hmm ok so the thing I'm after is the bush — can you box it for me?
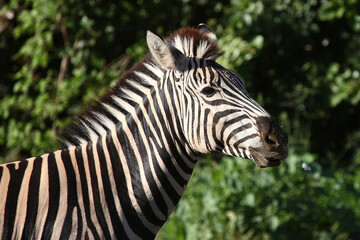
[158,150,360,239]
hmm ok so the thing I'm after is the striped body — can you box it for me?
[0,25,288,239]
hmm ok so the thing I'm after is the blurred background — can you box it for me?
[1,0,359,239]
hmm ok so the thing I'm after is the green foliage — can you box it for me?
[1,0,360,239]
[159,151,360,239]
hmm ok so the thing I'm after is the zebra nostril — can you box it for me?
[265,134,279,146]
[256,117,285,150]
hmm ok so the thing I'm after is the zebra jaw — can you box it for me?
[249,148,283,168]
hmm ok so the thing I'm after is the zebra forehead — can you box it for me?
[166,27,223,60]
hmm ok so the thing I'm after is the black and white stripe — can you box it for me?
[0,24,288,239]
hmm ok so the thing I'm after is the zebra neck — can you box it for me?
[57,57,200,237]
[81,66,199,237]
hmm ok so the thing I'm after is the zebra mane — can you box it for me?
[167,27,223,60]
[59,27,222,147]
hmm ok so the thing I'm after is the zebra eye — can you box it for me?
[201,86,217,97]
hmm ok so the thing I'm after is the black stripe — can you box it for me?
[211,112,225,151]
[228,146,237,156]
[203,108,213,152]
[208,63,217,85]
[143,95,163,147]
[96,136,127,239]
[202,98,241,107]
[225,123,253,147]
[184,94,191,144]
[60,149,83,240]
[199,58,205,69]
[75,146,100,239]
[192,59,198,81]
[86,142,112,239]
[107,125,155,239]
[115,123,163,226]
[195,94,202,145]
[41,152,60,240]
[3,160,28,239]
[124,82,147,98]
[220,115,249,146]
[218,68,247,91]
[187,58,193,70]
[136,104,170,218]
[234,134,258,148]
[22,156,42,238]
[221,84,264,114]
[85,231,89,240]
[147,134,181,206]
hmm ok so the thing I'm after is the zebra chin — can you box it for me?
[249,147,288,168]
[223,147,286,168]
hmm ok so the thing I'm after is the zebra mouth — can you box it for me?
[249,149,282,168]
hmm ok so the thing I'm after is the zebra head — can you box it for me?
[147,24,288,168]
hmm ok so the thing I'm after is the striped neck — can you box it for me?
[60,56,199,238]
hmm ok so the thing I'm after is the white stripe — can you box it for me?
[143,63,164,78]
[68,146,87,238]
[12,158,35,239]
[50,150,68,240]
[86,229,95,240]
[134,71,158,85]
[96,113,116,131]
[32,153,49,239]
[92,141,116,237]
[81,143,104,237]
[80,119,98,141]
[196,40,210,59]
[102,102,127,124]
[173,36,187,56]
[0,164,11,238]
[86,117,107,138]
[68,206,78,240]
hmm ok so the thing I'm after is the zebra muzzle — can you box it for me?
[249,148,283,168]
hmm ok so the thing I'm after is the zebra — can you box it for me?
[0,24,288,239]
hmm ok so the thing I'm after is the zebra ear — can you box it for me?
[146,31,187,72]
[197,23,218,44]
